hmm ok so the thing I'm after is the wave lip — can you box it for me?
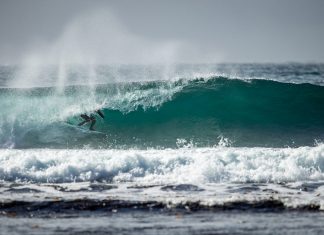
[0,144,324,184]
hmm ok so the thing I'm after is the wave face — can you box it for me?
[0,75,324,148]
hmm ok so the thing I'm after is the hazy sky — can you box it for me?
[0,0,324,64]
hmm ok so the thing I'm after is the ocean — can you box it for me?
[1,63,324,234]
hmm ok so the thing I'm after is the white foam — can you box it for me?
[0,144,323,184]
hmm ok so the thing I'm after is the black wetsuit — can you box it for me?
[78,110,104,130]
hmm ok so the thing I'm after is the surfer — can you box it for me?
[78,110,104,131]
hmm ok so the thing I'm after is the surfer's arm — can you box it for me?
[96,110,105,119]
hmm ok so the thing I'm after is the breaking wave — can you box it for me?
[0,77,323,148]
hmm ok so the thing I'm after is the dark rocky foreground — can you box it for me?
[0,197,320,218]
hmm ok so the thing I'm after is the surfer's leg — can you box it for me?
[79,114,91,126]
[89,119,96,131]
[80,114,90,121]
[78,120,88,126]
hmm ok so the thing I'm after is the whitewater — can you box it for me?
[1,145,324,184]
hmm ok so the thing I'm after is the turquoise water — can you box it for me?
[0,64,324,149]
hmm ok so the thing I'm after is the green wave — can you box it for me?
[1,77,324,148]
[67,78,324,148]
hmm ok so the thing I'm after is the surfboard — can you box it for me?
[64,122,105,135]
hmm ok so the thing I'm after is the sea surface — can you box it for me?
[0,63,324,234]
